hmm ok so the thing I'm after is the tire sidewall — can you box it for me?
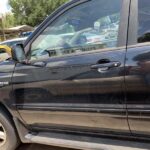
[0,109,19,150]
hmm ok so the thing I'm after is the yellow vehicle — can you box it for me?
[0,37,27,61]
[0,45,11,61]
[0,45,12,55]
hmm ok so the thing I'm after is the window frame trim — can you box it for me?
[127,0,138,46]
[117,0,130,47]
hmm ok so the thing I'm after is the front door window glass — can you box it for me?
[31,0,123,59]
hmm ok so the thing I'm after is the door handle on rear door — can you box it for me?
[91,61,121,72]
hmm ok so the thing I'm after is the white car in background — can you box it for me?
[0,37,27,47]
[0,37,27,61]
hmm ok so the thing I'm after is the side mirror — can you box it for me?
[11,44,26,62]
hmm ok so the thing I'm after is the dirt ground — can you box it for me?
[17,144,74,150]
[17,142,150,150]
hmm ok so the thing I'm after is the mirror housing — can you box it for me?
[11,44,26,62]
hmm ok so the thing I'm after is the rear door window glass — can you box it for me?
[138,0,150,43]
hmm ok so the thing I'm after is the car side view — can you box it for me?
[0,0,150,149]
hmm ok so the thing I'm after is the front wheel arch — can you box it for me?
[0,103,20,150]
[0,103,13,119]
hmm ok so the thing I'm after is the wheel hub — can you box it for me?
[0,123,6,146]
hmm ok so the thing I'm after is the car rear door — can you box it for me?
[13,0,130,134]
[126,0,150,136]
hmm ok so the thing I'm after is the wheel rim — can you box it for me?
[0,123,6,146]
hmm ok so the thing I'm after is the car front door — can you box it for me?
[126,0,150,136]
[13,0,130,134]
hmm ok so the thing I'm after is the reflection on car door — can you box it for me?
[13,48,129,133]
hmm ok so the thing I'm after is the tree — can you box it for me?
[9,0,68,27]
[3,13,17,28]
[0,13,17,41]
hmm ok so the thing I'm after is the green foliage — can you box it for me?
[9,0,68,27]
[3,13,17,28]
[0,13,16,29]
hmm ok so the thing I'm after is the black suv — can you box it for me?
[0,0,150,149]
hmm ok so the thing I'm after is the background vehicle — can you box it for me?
[0,37,27,47]
[0,37,27,61]
[0,0,150,150]
[0,45,11,61]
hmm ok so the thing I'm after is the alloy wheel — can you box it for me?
[0,123,6,146]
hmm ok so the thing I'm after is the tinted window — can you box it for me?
[31,0,123,59]
[138,0,150,43]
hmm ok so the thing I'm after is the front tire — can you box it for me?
[0,108,20,150]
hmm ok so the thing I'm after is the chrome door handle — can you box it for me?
[91,61,121,72]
